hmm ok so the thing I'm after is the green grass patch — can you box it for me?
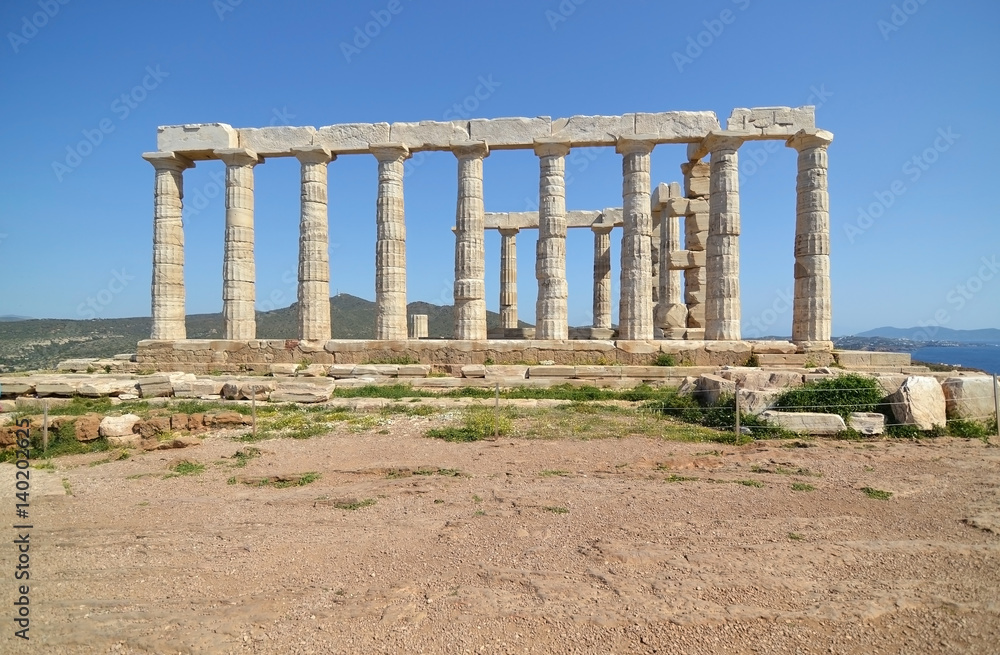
[332,498,375,511]
[229,447,262,468]
[426,406,514,442]
[788,532,804,541]
[275,472,320,488]
[771,374,883,419]
[861,486,892,500]
[89,450,130,466]
[664,474,699,483]
[168,461,205,476]
[791,482,815,492]
[544,506,569,514]
[734,479,764,488]
[539,469,571,477]
[651,353,676,367]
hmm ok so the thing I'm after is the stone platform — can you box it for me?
[132,339,850,374]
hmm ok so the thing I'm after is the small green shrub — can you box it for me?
[791,482,815,492]
[771,374,883,419]
[948,419,992,440]
[744,354,760,367]
[861,487,892,500]
[652,353,676,367]
[426,407,514,442]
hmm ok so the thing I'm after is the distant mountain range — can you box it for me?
[0,294,528,372]
[855,326,1000,344]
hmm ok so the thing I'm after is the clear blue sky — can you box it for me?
[1,0,997,337]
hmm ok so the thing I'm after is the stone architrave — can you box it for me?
[533,140,571,340]
[291,146,334,341]
[215,148,261,340]
[702,134,743,341]
[787,129,834,351]
[370,143,411,340]
[143,151,194,340]
[616,137,656,340]
[452,141,490,339]
[592,225,613,330]
[499,227,519,330]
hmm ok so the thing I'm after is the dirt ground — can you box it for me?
[2,404,999,654]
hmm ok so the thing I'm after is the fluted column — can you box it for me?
[533,140,571,340]
[787,129,834,351]
[592,226,613,330]
[703,134,743,341]
[453,141,490,340]
[616,137,656,340]
[371,143,411,340]
[143,151,194,340]
[657,186,687,340]
[292,146,334,341]
[499,227,519,331]
[215,148,260,340]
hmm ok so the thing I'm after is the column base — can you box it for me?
[487,327,536,339]
[569,327,616,340]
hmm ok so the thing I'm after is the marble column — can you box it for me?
[452,141,490,340]
[703,135,743,341]
[410,314,428,339]
[681,161,710,336]
[292,146,334,342]
[215,148,260,340]
[592,226,613,330]
[660,199,687,340]
[616,137,655,340]
[143,151,193,340]
[787,129,834,351]
[533,140,571,340]
[370,144,410,340]
[499,227,519,331]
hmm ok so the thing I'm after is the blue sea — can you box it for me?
[911,345,1000,375]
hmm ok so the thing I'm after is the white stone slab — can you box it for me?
[549,114,635,147]
[726,106,816,138]
[157,123,238,156]
[469,117,551,148]
[238,126,315,156]
[634,111,719,142]
[388,120,470,150]
[759,410,846,435]
[313,122,390,154]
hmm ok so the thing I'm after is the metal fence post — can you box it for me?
[734,381,741,438]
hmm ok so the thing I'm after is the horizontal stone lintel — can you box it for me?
[155,107,821,159]
[483,208,623,231]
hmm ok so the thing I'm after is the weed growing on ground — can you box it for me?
[791,482,815,492]
[167,461,204,477]
[861,487,892,500]
[544,506,569,514]
[332,498,375,510]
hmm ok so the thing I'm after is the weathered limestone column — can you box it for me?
[650,218,660,307]
[681,161,710,336]
[143,152,194,340]
[452,141,490,340]
[657,183,687,339]
[787,129,834,351]
[592,225,613,330]
[533,140,571,340]
[371,143,411,340]
[410,314,428,339]
[215,148,260,340]
[616,137,656,340]
[702,135,743,341]
[498,227,519,331]
[291,146,334,342]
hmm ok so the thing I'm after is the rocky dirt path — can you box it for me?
[2,413,998,654]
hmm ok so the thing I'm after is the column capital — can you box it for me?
[142,151,194,171]
[786,128,834,151]
[533,138,571,157]
[687,131,744,161]
[291,145,334,164]
[498,227,519,237]
[615,135,656,156]
[451,140,490,159]
[591,224,614,235]
[370,142,411,162]
[214,148,260,166]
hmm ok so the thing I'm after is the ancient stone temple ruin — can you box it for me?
[139,107,833,371]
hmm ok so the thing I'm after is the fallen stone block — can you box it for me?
[527,366,576,378]
[941,376,999,421]
[758,411,846,435]
[0,378,36,396]
[73,414,102,441]
[107,434,142,448]
[134,417,171,438]
[35,380,79,397]
[695,374,736,405]
[269,363,298,377]
[888,376,946,431]
[461,365,486,378]
[204,411,251,428]
[99,414,141,438]
[327,364,358,378]
[297,364,329,378]
[138,375,174,398]
[270,380,337,404]
[738,389,782,416]
[848,412,885,435]
[145,436,202,451]
[56,358,99,372]
[239,381,274,400]
[77,379,138,397]
[397,365,431,377]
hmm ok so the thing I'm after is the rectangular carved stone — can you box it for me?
[469,117,551,148]
[238,126,316,156]
[634,111,720,141]
[314,123,390,154]
[157,123,238,157]
[549,114,635,147]
[389,120,470,150]
[726,106,816,138]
